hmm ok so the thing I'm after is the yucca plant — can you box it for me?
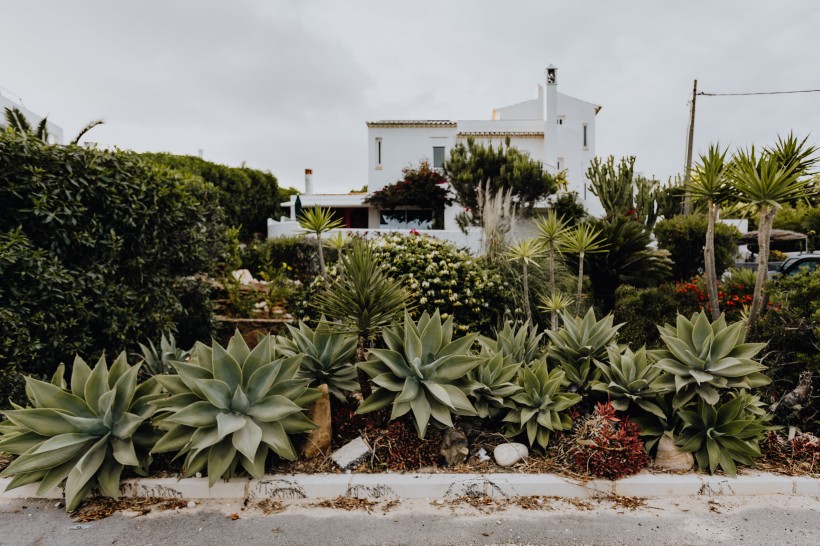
[591,346,670,418]
[533,210,571,330]
[545,308,622,392]
[298,207,344,287]
[506,238,545,323]
[561,222,607,316]
[650,312,770,409]
[137,332,190,378]
[468,353,522,419]
[0,354,162,511]
[356,310,482,438]
[502,360,581,448]
[538,292,574,325]
[276,320,358,402]
[151,332,320,486]
[677,394,774,476]
[477,320,543,364]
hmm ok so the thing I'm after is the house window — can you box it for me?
[379,209,434,230]
[556,157,564,170]
[376,138,382,168]
[582,124,588,149]
[433,146,445,168]
[557,116,565,125]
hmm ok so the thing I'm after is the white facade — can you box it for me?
[0,92,64,144]
[366,67,603,216]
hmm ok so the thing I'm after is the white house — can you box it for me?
[272,66,602,249]
[0,91,64,144]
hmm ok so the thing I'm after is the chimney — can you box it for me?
[544,65,558,173]
[304,168,314,195]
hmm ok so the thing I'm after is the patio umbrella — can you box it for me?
[740,229,808,253]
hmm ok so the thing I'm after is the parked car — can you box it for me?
[770,254,820,277]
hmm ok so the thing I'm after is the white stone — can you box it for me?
[654,435,693,471]
[231,269,255,285]
[493,443,529,467]
[331,437,372,470]
[187,501,196,508]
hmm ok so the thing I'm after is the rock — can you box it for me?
[231,269,256,285]
[440,428,469,466]
[493,442,528,467]
[302,384,332,459]
[476,448,490,462]
[331,437,371,470]
[187,501,196,508]
[654,434,694,471]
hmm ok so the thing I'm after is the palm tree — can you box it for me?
[533,210,570,329]
[507,238,545,324]
[561,223,607,316]
[314,238,411,399]
[324,231,350,275]
[298,207,344,287]
[729,134,817,331]
[3,106,104,144]
[687,144,731,320]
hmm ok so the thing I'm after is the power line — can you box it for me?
[698,88,820,97]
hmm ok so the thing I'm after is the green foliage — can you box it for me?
[677,395,773,476]
[567,218,672,312]
[545,309,622,392]
[773,201,820,252]
[613,284,681,348]
[0,133,222,383]
[0,354,162,511]
[137,332,190,379]
[356,311,482,438]
[502,360,581,448]
[142,153,282,240]
[478,321,544,364]
[654,214,740,280]
[468,353,523,419]
[298,207,344,285]
[276,321,359,402]
[241,235,324,288]
[364,161,453,229]
[587,156,659,226]
[650,312,770,410]
[443,137,559,219]
[370,233,511,335]
[3,107,50,142]
[551,191,587,226]
[591,346,669,417]
[151,332,320,486]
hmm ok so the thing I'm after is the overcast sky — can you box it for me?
[3,1,820,193]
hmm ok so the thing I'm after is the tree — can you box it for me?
[298,207,344,288]
[533,210,571,330]
[654,214,741,281]
[443,137,560,222]
[730,135,818,331]
[561,223,607,316]
[686,144,731,319]
[507,238,545,324]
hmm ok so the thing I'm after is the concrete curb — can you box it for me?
[1,472,817,501]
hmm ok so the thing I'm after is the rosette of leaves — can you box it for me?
[137,332,190,378]
[356,310,483,438]
[467,353,522,419]
[276,320,358,403]
[631,395,679,454]
[502,360,582,448]
[591,346,670,418]
[151,333,320,486]
[677,394,774,476]
[0,354,162,511]
[650,312,770,409]
[477,320,543,363]
[545,308,622,392]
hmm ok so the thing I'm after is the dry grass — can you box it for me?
[255,499,285,514]
[311,496,379,513]
[71,497,188,522]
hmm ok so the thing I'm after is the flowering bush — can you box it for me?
[674,275,754,320]
[364,161,453,229]
[371,233,512,334]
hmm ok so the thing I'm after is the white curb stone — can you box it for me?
[792,476,820,495]
[0,479,62,500]
[614,473,703,497]
[697,473,795,496]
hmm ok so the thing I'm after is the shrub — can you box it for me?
[674,275,754,321]
[364,160,453,229]
[613,284,681,348]
[0,134,222,397]
[654,213,740,280]
[568,401,649,479]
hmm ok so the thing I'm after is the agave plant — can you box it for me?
[151,332,320,486]
[468,353,522,419]
[631,395,679,454]
[591,346,670,418]
[276,320,359,402]
[137,332,190,378]
[545,308,622,392]
[477,320,543,364]
[677,394,774,476]
[356,310,482,438]
[650,312,770,409]
[502,360,581,448]
[0,354,162,511]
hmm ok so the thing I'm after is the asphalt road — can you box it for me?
[0,495,818,546]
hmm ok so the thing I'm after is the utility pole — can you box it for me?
[683,79,698,214]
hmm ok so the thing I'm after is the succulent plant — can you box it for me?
[650,312,770,409]
[677,394,774,476]
[631,395,679,455]
[137,332,190,378]
[276,320,358,402]
[478,320,543,364]
[356,310,482,438]
[468,353,522,419]
[545,308,622,392]
[591,346,670,418]
[502,360,582,448]
[151,332,320,486]
[0,354,162,511]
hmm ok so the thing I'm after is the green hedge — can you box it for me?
[653,213,740,280]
